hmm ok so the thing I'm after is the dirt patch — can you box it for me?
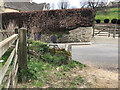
[76,66,118,88]
[17,65,118,88]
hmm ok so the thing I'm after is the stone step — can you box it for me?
[97,34,119,37]
[97,34,108,36]
[96,32,108,36]
[110,34,119,37]
[99,32,108,34]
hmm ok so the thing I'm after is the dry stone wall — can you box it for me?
[39,27,93,43]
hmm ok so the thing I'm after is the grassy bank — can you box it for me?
[18,40,90,88]
[0,39,90,88]
[20,57,89,88]
[95,8,119,23]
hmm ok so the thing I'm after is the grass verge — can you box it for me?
[17,39,89,88]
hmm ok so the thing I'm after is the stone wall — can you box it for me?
[38,27,93,43]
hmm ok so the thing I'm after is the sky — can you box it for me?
[33,0,81,9]
[33,0,116,9]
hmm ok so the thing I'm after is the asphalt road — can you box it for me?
[72,36,118,72]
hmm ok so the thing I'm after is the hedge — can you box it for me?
[2,8,94,33]
[117,19,120,24]
[96,19,101,24]
[104,19,109,23]
[111,19,117,24]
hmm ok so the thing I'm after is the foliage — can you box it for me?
[57,33,63,38]
[95,8,119,23]
[29,40,71,66]
[104,19,109,23]
[61,60,86,71]
[65,30,70,34]
[96,19,101,23]
[2,8,94,31]
[0,48,13,65]
[70,76,85,87]
[111,19,117,24]
[24,56,86,88]
[29,39,49,54]
[43,53,68,66]
[18,40,87,88]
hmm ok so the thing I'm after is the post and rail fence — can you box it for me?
[0,28,27,88]
[93,24,120,38]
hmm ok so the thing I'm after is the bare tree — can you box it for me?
[80,0,108,14]
[51,3,55,10]
[58,0,70,9]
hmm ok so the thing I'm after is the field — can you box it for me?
[95,8,119,23]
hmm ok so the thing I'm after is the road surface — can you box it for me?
[72,36,118,72]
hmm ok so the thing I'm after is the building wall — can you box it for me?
[3,8,19,12]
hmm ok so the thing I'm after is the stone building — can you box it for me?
[0,0,50,12]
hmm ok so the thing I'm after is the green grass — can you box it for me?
[23,57,87,88]
[0,48,13,66]
[70,76,85,87]
[95,8,119,23]
[1,40,89,88]
[29,39,71,66]
[20,40,88,88]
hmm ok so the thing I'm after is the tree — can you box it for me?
[80,0,108,14]
[51,3,55,10]
[58,0,70,9]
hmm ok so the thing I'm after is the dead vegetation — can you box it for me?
[2,8,94,33]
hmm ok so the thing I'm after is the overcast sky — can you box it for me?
[33,0,115,9]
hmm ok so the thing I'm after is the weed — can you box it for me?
[1,48,13,65]
[22,40,87,88]
[70,76,85,87]
[57,33,63,38]
[65,30,70,34]
[76,76,85,83]
[44,64,52,70]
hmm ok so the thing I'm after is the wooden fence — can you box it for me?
[93,24,120,38]
[0,30,15,41]
[0,28,27,88]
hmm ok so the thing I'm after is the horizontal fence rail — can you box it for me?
[0,34,18,58]
[0,34,19,88]
[94,24,120,38]
[0,30,15,33]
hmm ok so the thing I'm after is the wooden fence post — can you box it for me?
[108,27,110,37]
[118,25,120,38]
[113,24,116,38]
[18,28,27,83]
[15,28,18,34]
[68,44,72,62]
[92,25,95,37]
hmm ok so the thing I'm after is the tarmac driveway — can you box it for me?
[72,36,118,72]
